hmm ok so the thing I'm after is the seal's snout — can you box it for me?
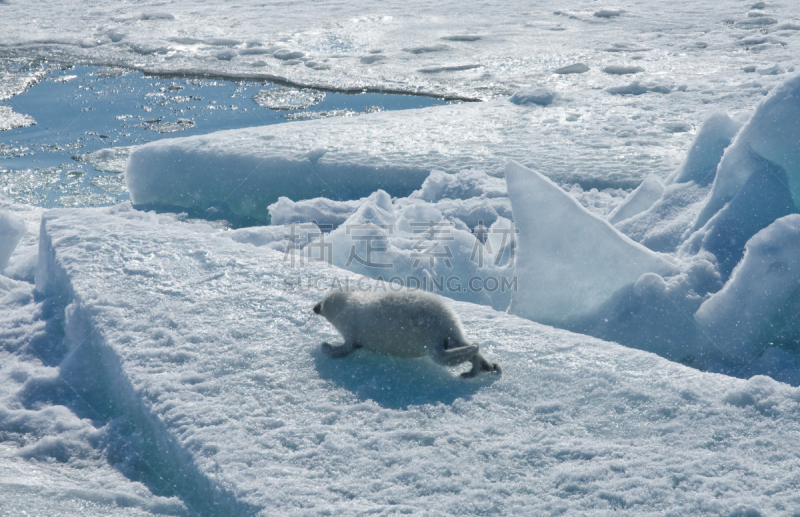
[312,301,322,315]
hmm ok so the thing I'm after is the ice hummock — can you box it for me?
[546,73,800,377]
[677,74,800,283]
[267,195,363,228]
[696,215,800,366]
[509,86,557,106]
[687,149,795,279]
[692,74,800,233]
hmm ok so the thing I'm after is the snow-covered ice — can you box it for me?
[2,204,795,515]
[2,0,798,104]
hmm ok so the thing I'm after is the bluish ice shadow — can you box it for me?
[132,201,264,228]
[311,344,498,410]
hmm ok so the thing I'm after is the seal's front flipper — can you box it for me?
[322,341,362,359]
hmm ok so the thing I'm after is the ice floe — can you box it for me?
[2,203,795,514]
[124,97,682,224]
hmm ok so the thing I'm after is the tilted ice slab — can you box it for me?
[693,73,800,233]
[606,175,664,225]
[0,209,27,271]
[126,98,685,223]
[668,111,742,187]
[35,204,800,515]
[506,162,677,326]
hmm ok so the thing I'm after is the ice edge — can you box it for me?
[35,213,261,517]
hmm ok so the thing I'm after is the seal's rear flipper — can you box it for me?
[461,352,501,378]
[430,343,479,366]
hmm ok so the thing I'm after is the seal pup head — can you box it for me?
[312,290,349,322]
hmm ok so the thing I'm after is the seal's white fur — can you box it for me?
[313,289,500,378]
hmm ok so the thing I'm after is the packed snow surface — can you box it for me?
[0,205,795,515]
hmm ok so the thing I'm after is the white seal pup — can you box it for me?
[313,289,501,378]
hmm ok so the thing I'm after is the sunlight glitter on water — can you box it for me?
[0,62,446,208]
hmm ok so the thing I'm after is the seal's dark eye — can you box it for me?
[313,302,322,314]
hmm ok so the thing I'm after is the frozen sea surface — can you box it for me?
[4,1,800,202]
[1,0,798,101]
